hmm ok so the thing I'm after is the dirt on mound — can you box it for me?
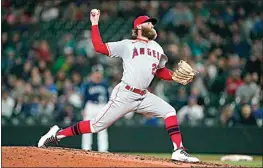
[2,146,233,167]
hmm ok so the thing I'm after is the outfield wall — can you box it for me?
[2,126,262,154]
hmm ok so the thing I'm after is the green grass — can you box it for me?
[216,161,261,167]
[125,153,262,167]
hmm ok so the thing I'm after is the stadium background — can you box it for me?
[1,0,262,166]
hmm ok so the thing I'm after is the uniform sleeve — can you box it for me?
[91,25,110,56]
[106,40,126,58]
[157,53,168,69]
[155,67,173,80]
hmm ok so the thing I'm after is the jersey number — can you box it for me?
[152,63,157,75]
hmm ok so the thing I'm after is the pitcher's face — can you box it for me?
[140,22,157,40]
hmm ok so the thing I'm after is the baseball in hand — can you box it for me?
[91,9,99,16]
[90,9,100,25]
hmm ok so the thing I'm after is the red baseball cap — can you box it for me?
[133,15,157,29]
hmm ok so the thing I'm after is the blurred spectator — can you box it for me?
[174,87,188,109]
[190,87,205,106]
[63,2,83,21]
[158,1,170,20]
[2,47,16,74]
[76,30,95,58]
[30,96,41,117]
[52,55,67,74]
[40,1,59,22]
[70,55,89,76]
[238,104,257,126]
[188,33,210,58]
[63,2,76,20]
[144,116,159,126]
[251,38,262,60]
[193,0,210,21]
[206,52,218,81]
[67,86,82,109]
[13,96,23,116]
[165,44,180,66]
[2,32,9,51]
[38,96,55,125]
[250,13,263,39]
[10,32,22,53]
[231,33,251,60]
[38,60,48,75]
[10,79,25,99]
[225,69,243,102]
[45,77,58,95]
[235,73,260,104]
[162,3,193,38]
[61,55,74,74]
[220,104,236,127]
[244,54,261,80]
[20,60,32,81]
[192,15,210,41]
[212,18,232,39]
[59,104,76,126]
[55,70,67,96]
[251,100,262,126]
[2,90,15,119]
[36,40,52,62]
[179,44,192,62]
[222,6,234,24]
[177,96,204,126]
[251,72,259,84]
[227,54,242,69]
[30,67,42,88]
[22,83,35,116]
[44,70,52,81]
[61,33,75,55]
[71,71,82,94]
[6,9,18,25]
[136,1,149,16]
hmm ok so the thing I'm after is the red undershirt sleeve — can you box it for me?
[91,25,109,56]
[155,67,173,81]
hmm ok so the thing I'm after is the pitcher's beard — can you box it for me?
[141,27,157,40]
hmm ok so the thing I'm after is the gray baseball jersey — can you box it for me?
[106,39,168,89]
[90,39,176,133]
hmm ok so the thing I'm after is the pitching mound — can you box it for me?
[2,146,232,167]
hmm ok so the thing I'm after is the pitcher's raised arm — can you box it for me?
[90,9,126,58]
[90,9,109,56]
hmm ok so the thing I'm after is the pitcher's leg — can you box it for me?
[97,129,109,152]
[37,83,139,148]
[55,84,120,139]
[81,104,96,150]
[56,99,130,140]
[136,92,183,150]
[82,133,92,150]
[136,92,199,162]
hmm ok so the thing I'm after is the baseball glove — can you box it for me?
[170,60,198,85]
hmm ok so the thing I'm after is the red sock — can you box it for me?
[57,120,91,139]
[164,115,183,150]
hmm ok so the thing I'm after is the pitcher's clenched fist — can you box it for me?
[90,9,100,25]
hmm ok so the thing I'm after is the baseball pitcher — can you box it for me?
[81,64,110,152]
[38,9,200,162]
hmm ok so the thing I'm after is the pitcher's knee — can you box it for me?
[164,108,177,119]
[90,120,108,133]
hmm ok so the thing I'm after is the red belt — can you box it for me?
[125,85,146,96]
